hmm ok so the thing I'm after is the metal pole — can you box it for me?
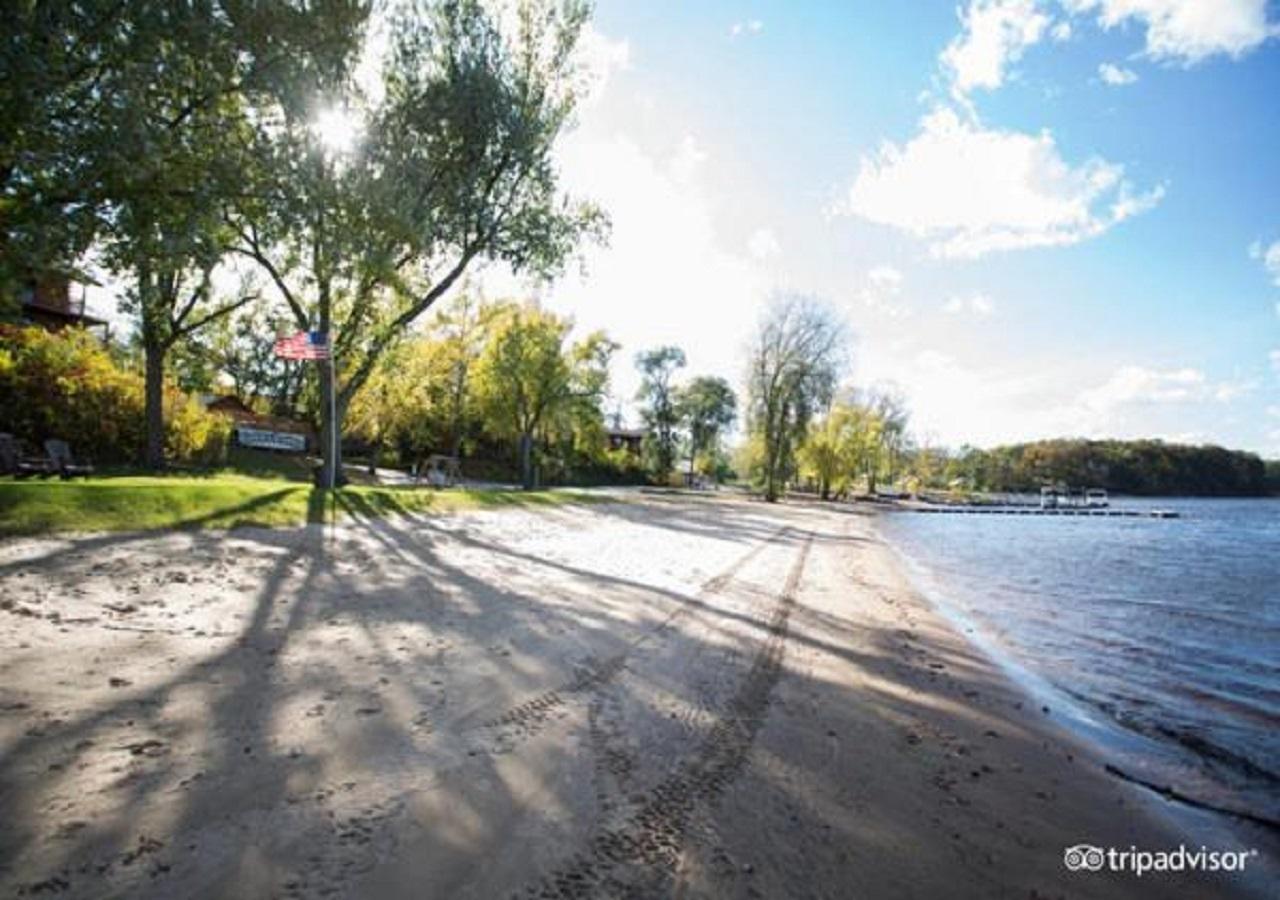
[329,346,337,492]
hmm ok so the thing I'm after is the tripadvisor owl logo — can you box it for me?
[1063,845,1106,871]
[1063,843,1258,876]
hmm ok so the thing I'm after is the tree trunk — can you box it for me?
[143,339,166,470]
[319,362,343,488]
[519,432,534,490]
[764,441,780,502]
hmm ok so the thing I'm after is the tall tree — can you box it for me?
[747,295,845,501]
[635,345,686,478]
[676,375,736,480]
[231,0,606,487]
[797,400,883,500]
[797,408,847,501]
[433,290,501,460]
[472,305,613,489]
[4,1,366,467]
[864,386,908,492]
[2,1,137,296]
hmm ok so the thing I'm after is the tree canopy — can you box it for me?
[4,0,606,478]
[746,294,845,501]
[635,345,687,478]
[676,375,736,478]
[472,304,615,489]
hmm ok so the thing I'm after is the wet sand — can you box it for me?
[0,494,1273,898]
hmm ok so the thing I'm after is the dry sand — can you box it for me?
[0,494,1273,898]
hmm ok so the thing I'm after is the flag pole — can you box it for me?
[329,344,337,493]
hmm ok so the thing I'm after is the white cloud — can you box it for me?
[1271,349,1280,373]
[869,265,903,289]
[575,26,632,107]
[540,131,764,406]
[669,134,709,182]
[1063,0,1278,64]
[853,346,1068,446]
[1076,365,1249,413]
[1051,20,1074,41]
[748,228,782,260]
[858,266,909,317]
[853,342,1266,449]
[844,106,1164,258]
[1098,61,1139,84]
[943,293,996,315]
[1212,378,1258,402]
[1250,238,1280,287]
[941,0,1051,97]
[729,20,764,38]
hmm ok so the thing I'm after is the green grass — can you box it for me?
[90,447,317,483]
[0,476,609,537]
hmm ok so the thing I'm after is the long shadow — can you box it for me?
[4,501,1267,899]
[0,487,311,573]
[0,521,332,894]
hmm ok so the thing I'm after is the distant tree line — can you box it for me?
[939,439,1271,497]
[731,294,1275,501]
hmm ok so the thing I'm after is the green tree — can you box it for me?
[344,331,456,468]
[343,294,507,468]
[747,295,845,501]
[865,387,908,491]
[4,1,365,467]
[173,296,304,413]
[796,401,883,500]
[231,0,606,487]
[2,1,137,295]
[472,305,614,489]
[432,290,503,460]
[676,375,736,481]
[635,345,686,479]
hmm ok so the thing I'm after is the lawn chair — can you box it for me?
[44,439,94,479]
[0,434,51,478]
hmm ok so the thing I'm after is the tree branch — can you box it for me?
[172,292,259,343]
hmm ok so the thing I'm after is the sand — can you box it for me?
[0,493,1273,898]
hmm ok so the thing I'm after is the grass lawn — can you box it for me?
[0,475,609,537]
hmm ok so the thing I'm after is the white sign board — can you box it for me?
[236,426,307,453]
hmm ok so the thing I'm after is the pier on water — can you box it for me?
[906,505,1180,519]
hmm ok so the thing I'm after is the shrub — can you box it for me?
[0,325,230,466]
[0,325,145,462]
[165,391,232,466]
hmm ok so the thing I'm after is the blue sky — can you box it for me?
[512,0,1280,454]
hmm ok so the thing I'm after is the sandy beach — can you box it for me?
[0,494,1273,898]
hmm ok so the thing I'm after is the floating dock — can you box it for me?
[905,506,1180,519]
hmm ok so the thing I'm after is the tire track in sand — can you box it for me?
[478,527,790,745]
[519,531,813,899]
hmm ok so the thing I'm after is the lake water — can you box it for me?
[875,497,1280,827]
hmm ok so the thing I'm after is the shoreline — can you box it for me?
[865,505,1279,871]
[0,495,1274,897]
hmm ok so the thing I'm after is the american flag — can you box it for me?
[273,330,331,360]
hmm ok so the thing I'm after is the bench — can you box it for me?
[44,439,94,478]
[0,433,52,478]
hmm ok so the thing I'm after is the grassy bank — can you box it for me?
[0,476,608,537]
